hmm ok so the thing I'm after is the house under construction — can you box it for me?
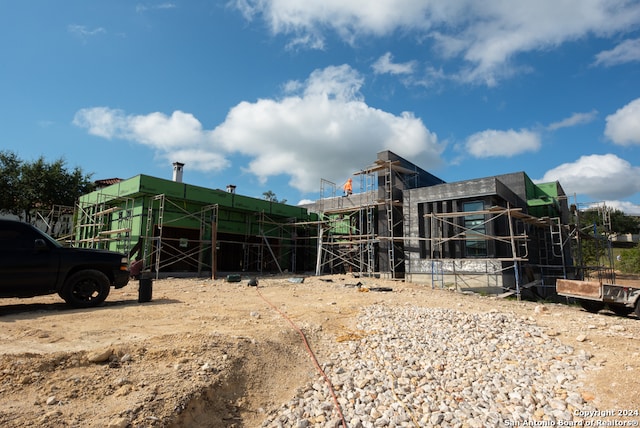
[302,150,445,279]
[74,163,317,277]
[71,151,576,297]
[303,150,573,298]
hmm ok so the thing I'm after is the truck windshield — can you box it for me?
[36,228,64,248]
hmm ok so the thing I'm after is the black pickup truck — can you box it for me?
[0,219,129,308]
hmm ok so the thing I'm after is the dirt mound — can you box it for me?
[0,331,311,427]
[0,274,639,427]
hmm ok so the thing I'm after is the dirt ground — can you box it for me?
[0,274,639,427]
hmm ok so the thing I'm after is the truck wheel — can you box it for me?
[579,299,605,313]
[61,270,110,308]
[609,304,633,317]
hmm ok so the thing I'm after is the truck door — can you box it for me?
[0,222,60,297]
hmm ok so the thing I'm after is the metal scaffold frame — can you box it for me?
[569,201,617,285]
[143,194,218,278]
[424,205,570,299]
[33,204,76,241]
[315,159,417,279]
[142,192,316,278]
[255,212,313,274]
[74,193,134,255]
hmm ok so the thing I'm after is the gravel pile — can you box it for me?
[261,304,597,427]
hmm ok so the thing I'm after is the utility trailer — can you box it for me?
[556,279,640,318]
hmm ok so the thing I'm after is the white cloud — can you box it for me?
[604,98,640,146]
[233,0,431,38]
[465,129,541,158]
[211,65,442,192]
[128,111,208,149]
[547,110,598,131]
[73,108,227,172]
[297,199,316,206]
[286,33,326,51]
[73,107,127,139]
[231,0,640,85]
[73,108,208,147]
[136,3,176,13]
[68,25,106,39]
[538,154,640,200]
[600,200,640,216]
[300,64,364,101]
[74,65,443,192]
[372,52,417,75]
[594,38,640,67]
[164,149,230,173]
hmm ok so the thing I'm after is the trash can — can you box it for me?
[138,272,153,303]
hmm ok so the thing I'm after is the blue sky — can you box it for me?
[2,1,640,213]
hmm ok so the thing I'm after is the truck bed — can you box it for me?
[556,279,602,300]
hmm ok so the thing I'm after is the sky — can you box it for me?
[1,1,640,213]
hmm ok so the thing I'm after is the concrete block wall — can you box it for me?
[403,173,532,292]
[405,259,510,294]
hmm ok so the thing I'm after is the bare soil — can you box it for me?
[1,274,639,427]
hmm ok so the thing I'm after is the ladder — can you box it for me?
[144,194,165,276]
[360,170,377,275]
[384,164,396,277]
[199,204,218,277]
[431,259,444,289]
[243,215,252,271]
[550,217,563,258]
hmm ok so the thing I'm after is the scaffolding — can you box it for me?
[33,204,75,241]
[242,212,262,273]
[423,205,570,299]
[74,193,134,255]
[569,201,617,284]
[256,212,312,274]
[315,159,417,279]
[141,194,313,278]
[143,194,218,278]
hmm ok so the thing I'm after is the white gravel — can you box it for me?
[261,304,597,427]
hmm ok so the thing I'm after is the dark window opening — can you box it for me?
[463,201,487,257]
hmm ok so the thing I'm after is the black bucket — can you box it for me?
[138,275,153,303]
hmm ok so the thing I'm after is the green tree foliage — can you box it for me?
[577,207,640,270]
[0,150,94,217]
[0,151,21,212]
[579,237,610,268]
[612,212,640,235]
[618,245,640,274]
[579,207,639,235]
[262,190,287,204]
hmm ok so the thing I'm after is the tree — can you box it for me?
[579,207,639,235]
[0,150,94,219]
[611,210,640,235]
[262,190,287,204]
[0,151,21,212]
[577,207,640,268]
[618,245,640,274]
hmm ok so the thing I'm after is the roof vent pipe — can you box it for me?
[172,162,184,183]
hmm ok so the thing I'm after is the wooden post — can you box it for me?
[211,218,217,279]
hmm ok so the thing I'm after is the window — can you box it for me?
[0,224,36,250]
[463,201,487,257]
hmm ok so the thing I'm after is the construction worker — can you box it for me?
[343,178,353,196]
